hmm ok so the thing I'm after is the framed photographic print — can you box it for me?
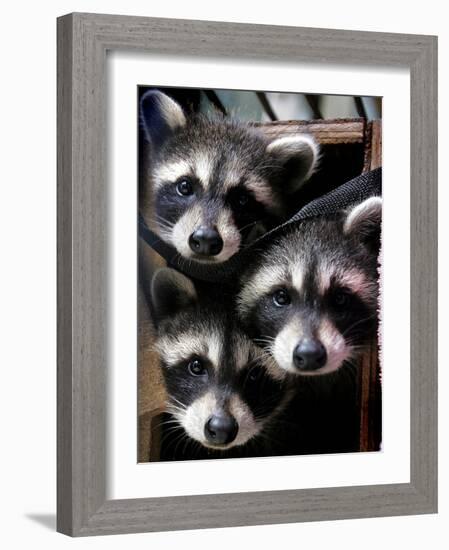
[57,13,437,536]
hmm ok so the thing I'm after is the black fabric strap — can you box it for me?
[139,167,382,283]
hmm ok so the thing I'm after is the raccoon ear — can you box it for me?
[150,268,197,322]
[343,197,382,251]
[140,90,187,148]
[266,135,319,192]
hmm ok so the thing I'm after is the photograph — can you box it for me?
[51,9,437,539]
[137,86,383,462]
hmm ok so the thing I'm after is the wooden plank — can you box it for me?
[359,119,382,451]
[137,233,167,460]
[359,341,381,452]
[371,120,383,169]
[254,118,365,144]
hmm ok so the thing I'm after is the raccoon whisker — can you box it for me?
[241,435,257,456]
[252,341,276,355]
[179,254,195,273]
[253,424,284,450]
[167,405,186,415]
[347,337,377,348]
[166,406,186,417]
[159,427,185,451]
[166,399,186,410]
[253,336,276,347]
[250,351,274,369]
[168,395,187,408]
[245,355,272,369]
[159,425,183,441]
[263,416,297,433]
[196,441,207,459]
[155,224,175,238]
[189,439,204,460]
[179,438,197,460]
[346,367,360,384]
[154,425,182,446]
[264,355,277,367]
[253,398,288,417]
[155,215,176,228]
[346,356,362,366]
[345,346,377,371]
[252,405,281,418]
[159,415,183,430]
[346,345,372,356]
[259,353,277,369]
[331,361,358,385]
[165,403,187,415]
[237,220,262,234]
[344,341,369,349]
[145,214,177,230]
[147,219,175,233]
[173,431,192,459]
[264,406,308,437]
[239,221,258,233]
[151,418,181,432]
[238,220,271,248]
[341,314,378,338]
[257,164,282,170]
[167,403,187,413]
[341,359,364,382]
[254,334,276,343]
[340,360,359,379]
[181,434,195,458]
[254,346,276,363]
[168,251,186,271]
[156,228,176,244]
[161,430,188,457]
[254,160,286,170]
[240,241,256,251]
[172,252,195,274]
[254,387,289,410]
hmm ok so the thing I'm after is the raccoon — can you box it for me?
[140,90,319,263]
[150,268,292,459]
[237,197,382,376]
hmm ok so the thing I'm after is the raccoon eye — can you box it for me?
[247,366,263,384]
[273,288,291,307]
[236,190,249,207]
[187,358,207,376]
[229,187,252,209]
[176,178,194,197]
[331,288,351,308]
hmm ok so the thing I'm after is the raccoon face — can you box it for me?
[140,90,319,263]
[238,197,382,376]
[151,268,290,450]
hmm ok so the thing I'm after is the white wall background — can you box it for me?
[0,1,445,547]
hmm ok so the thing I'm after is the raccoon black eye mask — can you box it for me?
[237,196,382,376]
[140,89,319,264]
[150,267,291,451]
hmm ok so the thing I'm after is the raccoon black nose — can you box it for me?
[293,339,327,371]
[205,414,238,445]
[189,227,223,256]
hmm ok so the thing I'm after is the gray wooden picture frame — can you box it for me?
[57,12,438,537]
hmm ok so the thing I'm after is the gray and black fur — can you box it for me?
[140,90,319,263]
[150,268,293,460]
[237,197,382,376]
